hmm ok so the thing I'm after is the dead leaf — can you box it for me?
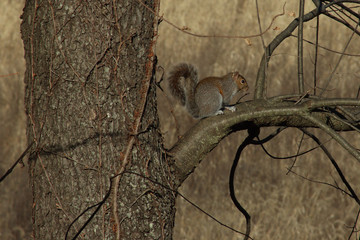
[288,11,296,17]
[244,38,252,46]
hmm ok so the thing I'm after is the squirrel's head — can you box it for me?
[232,72,249,92]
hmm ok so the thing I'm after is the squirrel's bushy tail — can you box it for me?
[168,63,198,105]
[167,63,199,117]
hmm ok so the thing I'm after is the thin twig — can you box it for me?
[301,128,360,205]
[287,132,305,174]
[323,11,360,35]
[255,0,268,95]
[313,11,320,95]
[137,0,285,39]
[250,127,287,145]
[65,177,114,240]
[300,113,360,163]
[255,0,266,48]
[124,171,252,238]
[290,34,360,57]
[319,22,358,96]
[287,168,352,197]
[298,0,305,93]
[257,135,329,161]
[0,141,34,183]
[255,7,322,99]
[335,2,360,21]
[347,207,360,240]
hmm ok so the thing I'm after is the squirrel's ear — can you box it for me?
[231,72,240,79]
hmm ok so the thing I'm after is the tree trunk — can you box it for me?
[21,1,175,239]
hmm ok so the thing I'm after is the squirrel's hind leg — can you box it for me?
[195,90,223,118]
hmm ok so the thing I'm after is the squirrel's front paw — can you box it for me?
[225,106,236,112]
[214,110,224,116]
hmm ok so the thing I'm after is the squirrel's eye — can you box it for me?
[241,79,245,83]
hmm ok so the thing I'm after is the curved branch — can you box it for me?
[255,7,321,99]
[319,23,358,96]
[323,10,360,35]
[255,0,360,99]
[229,127,259,240]
[315,0,360,36]
[170,98,360,184]
[300,113,360,163]
[301,129,360,205]
[0,141,34,183]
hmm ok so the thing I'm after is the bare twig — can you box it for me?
[335,2,360,21]
[322,1,360,36]
[256,134,329,161]
[255,0,268,95]
[287,132,305,174]
[347,207,360,240]
[0,141,34,183]
[287,168,352,197]
[319,16,359,96]
[255,7,322,99]
[301,129,360,205]
[255,1,360,99]
[301,113,360,163]
[137,0,285,39]
[123,171,252,238]
[291,34,360,57]
[65,176,114,240]
[298,0,305,93]
[255,0,266,49]
[313,12,320,95]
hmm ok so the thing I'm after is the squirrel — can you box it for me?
[167,63,248,118]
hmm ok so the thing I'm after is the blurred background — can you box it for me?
[1,1,30,239]
[1,0,359,239]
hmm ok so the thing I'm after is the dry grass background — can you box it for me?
[157,0,360,240]
[0,0,30,239]
[1,0,359,239]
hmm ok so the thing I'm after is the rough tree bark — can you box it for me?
[21,0,175,239]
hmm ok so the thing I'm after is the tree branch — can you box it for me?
[170,98,360,183]
[255,0,360,99]
[255,7,321,99]
[319,22,358,96]
[301,129,360,205]
[229,126,259,240]
[298,0,305,93]
[301,113,360,163]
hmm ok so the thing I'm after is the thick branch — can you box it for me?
[170,98,360,184]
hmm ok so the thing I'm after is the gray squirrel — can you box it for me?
[167,63,248,118]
